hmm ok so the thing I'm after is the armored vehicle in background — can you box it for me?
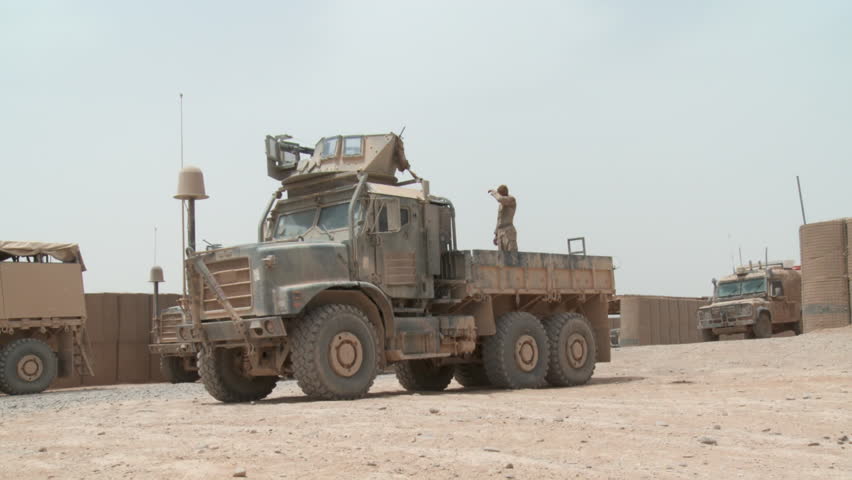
[0,242,94,394]
[698,261,802,341]
[177,133,616,402]
[149,305,199,383]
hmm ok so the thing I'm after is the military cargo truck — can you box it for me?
[0,242,94,394]
[176,133,615,402]
[697,261,802,341]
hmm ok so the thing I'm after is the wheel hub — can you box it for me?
[514,334,539,372]
[17,354,44,382]
[565,333,588,369]
[329,332,363,377]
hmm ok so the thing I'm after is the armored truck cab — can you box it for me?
[697,262,802,341]
[178,133,615,402]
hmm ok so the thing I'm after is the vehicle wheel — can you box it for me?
[0,338,58,395]
[543,313,597,387]
[160,356,200,384]
[752,312,773,339]
[482,311,549,389]
[291,304,379,400]
[700,328,719,342]
[453,363,491,387]
[394,359,455,392]
[792,320,803,335]
[198,346,277,403]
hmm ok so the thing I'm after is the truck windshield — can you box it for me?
[273,202,360,240]
[274,209,316,239]
[717,278,766,298]
[318,203,351,231]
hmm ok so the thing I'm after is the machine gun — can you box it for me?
[265,134,315,181]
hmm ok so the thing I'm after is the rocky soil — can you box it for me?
[1,326,850,479]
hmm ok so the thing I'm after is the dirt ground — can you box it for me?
[1,326,850,480]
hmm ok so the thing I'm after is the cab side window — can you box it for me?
[369,197,402,233]
[376,206,408,232]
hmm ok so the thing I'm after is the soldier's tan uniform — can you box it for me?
[489,186,517,252]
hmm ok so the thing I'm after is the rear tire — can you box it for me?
[291,304,379,400]
[700,328,719,342]
[543,313,597,387]
[395,360,454,392]
[198,347,277,403]
[752,313,773,339]
[483,312,549,389]
[160,356,200,384]
[0,338,58,395]
[453,363,491,387]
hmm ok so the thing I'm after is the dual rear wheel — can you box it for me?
[482,311,596,389]
[394,311,597,392]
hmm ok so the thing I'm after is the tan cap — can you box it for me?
[174,166,209,200]
[149,265,164,283]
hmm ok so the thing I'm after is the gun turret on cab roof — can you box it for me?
[266,133,410,187]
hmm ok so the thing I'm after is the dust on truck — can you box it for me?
[0,242,94,394]
[177,133,615,402]
[697,261,802,341]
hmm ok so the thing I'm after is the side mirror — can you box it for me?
[772,286,783,297]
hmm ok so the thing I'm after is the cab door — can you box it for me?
[364,196,433,299]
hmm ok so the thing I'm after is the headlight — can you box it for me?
[737,304,753,317]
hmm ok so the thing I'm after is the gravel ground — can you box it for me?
[1,326,850,479]
[0,382,203,417]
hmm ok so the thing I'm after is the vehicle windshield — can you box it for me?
[274,209,316,239]
[273,202,360,240]
[318,203,351,231]
[717,278,766,298]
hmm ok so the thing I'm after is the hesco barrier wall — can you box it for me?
[617,295,709,346]
[799,219,852,332]
[51,293,180,389]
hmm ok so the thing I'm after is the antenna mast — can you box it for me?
[796,176,807,224]
[179,93,187,297]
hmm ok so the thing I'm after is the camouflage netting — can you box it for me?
[0,241,86,271]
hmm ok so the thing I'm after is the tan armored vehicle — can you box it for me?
[697,261,802,341]
[0,242,94,394]
[149,305,199,383]
[174,133,616,402]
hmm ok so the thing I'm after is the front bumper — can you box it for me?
[698,316,755,329]
[148,342,197,356]
[176,316,288,344]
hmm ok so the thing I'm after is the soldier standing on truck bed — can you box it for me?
[488,184,517,252]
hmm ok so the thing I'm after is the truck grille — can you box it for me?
[202,257,253,315]
[158,309,183,343]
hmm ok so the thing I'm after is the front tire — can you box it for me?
[198,347,277,403]
[752,312,773,339]
[543,313,597,387]
[395,360,454,392]
[0,338,58,395]
[160,356,200,384]
[291,304,379,400]
[700,328,719,342]
[483,312,549,389]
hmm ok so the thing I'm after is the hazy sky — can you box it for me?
[2,1,851,297]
